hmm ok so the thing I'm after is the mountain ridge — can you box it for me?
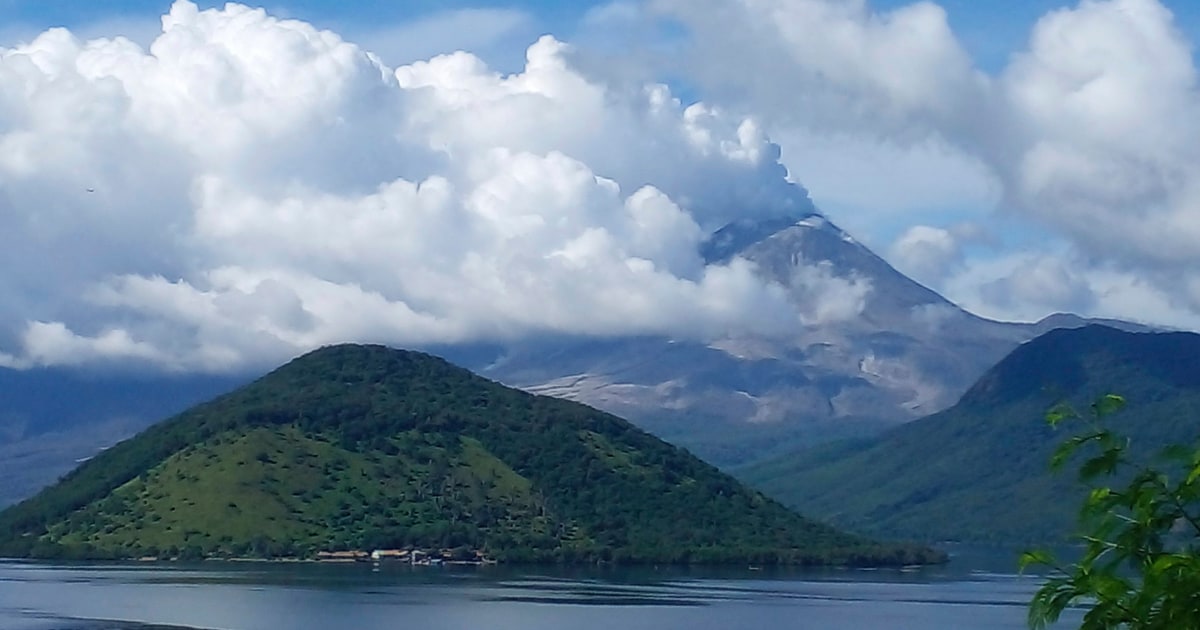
[739,325,1200,543]
[489,214,1124,467]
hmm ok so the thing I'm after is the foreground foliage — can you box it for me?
[1022,394,1200,629]
[0,344,939,566]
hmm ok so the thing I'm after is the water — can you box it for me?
[0,548,1080,629]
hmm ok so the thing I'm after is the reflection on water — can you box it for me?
[0,547,1080,630]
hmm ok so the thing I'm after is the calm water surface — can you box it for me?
[0,547,1080,629]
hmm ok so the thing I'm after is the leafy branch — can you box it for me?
[1023,394,1200,629]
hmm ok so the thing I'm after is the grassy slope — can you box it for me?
[739,326,1200,543]
[46,426,554,559]
[0,344,939,565]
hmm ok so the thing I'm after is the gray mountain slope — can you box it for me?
[480,214,1147,467]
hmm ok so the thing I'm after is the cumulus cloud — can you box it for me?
[0,322,170,369]
[937,248,1200,331]
[645,0,1000,241]
[653,0,984,134]
[6,0,1197,372]
[997,0,1200,268]
[0,1,844,371]
[978,255,1096,316]
[655,0,1200,329]
[769,129,1000,230]
[888,226,962,286]
[788,263,873,325]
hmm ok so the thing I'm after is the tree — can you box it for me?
[1022,394,1200,629]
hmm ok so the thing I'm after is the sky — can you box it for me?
[1,0,1199,372]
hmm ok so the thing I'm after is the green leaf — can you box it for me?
[1187,463,1200,486]
[1079,447,1123,481]
[1086,487,1112,506]
[1150,554,1184,574]
[1020,549,1055,571]
[1051,432,1106,470]
[1091,394,1125,418]
[1046,403,1076,428]
[1160,444,1192,463]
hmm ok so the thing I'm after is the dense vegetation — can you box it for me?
[739,326,1200,543]
[1025,395,1200,629]
[0,344,939,565]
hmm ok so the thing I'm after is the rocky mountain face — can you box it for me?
[479,214,1135,467]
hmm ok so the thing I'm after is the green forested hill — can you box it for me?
[0,344,935,565]
[740,325,1200,543]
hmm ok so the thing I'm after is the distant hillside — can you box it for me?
[739,325,1200,543]
[0,345,937,566]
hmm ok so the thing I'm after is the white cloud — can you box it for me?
[979,255,1096,316]
[772,129,1000,231]
[5,0,1200,373]
[940,247,1200,331]
[888,225,962,286]
[647,0,999,242]
[937,251,1090,322]
[789,263,873,325]
[655,0,1200,329]
[0,322,171,369]
[653,0,985,135]
[0,1,827,371]
[997,0,1200,268]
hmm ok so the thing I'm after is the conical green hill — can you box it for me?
[0,344,937,565]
